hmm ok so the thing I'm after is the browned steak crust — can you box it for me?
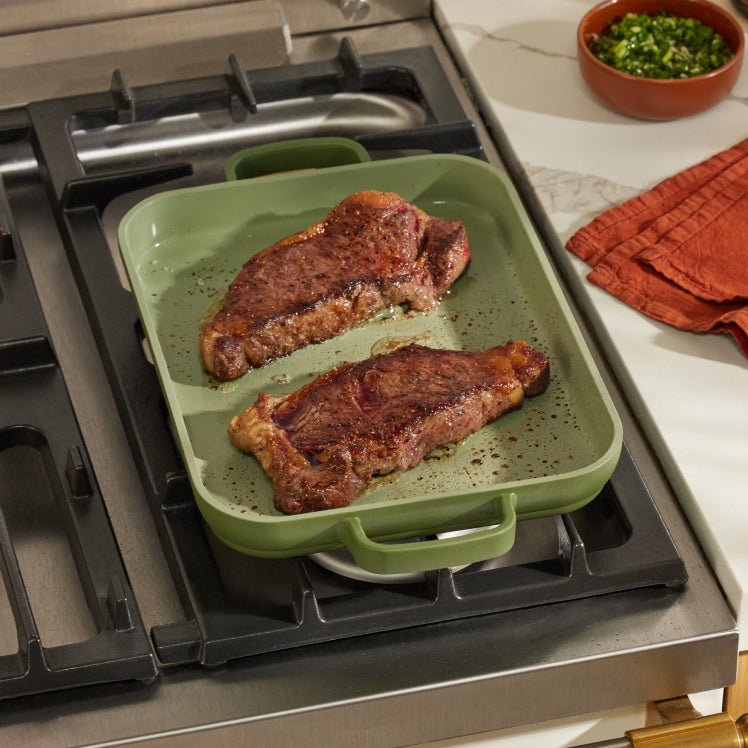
[200,191,470,381]
[228,341,550,514]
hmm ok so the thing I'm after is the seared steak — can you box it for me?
[200,191,469,381]
[228,341,550,514]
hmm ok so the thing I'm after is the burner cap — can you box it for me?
[308,527,495,584]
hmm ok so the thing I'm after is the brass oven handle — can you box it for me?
[572,697,748,747]
[625,711,748,747]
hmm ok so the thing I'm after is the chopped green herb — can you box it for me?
[592,11,734,79]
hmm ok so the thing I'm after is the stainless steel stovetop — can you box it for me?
[0,6,738,746]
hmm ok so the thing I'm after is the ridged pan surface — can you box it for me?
[118,154,622,573]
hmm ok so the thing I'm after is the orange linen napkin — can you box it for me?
[566,137,748,356]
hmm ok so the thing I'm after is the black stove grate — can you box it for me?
[147,442,687,667]
[0,178,156,699]
[0,41,686,697]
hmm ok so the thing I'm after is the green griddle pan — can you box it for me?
[117,141,623,576]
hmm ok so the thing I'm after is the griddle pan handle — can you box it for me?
[224,137,371,180]
[337,493,518,576]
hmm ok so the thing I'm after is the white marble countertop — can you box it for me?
[434,0,748,649]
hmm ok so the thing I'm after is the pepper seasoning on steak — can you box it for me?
[228,341,550,514]
[200,191,470,381]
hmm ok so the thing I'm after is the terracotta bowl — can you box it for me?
[577,0,745,119]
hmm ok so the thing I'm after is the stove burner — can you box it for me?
[309,527,493,584]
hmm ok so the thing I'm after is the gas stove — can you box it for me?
[0,10,737,747]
